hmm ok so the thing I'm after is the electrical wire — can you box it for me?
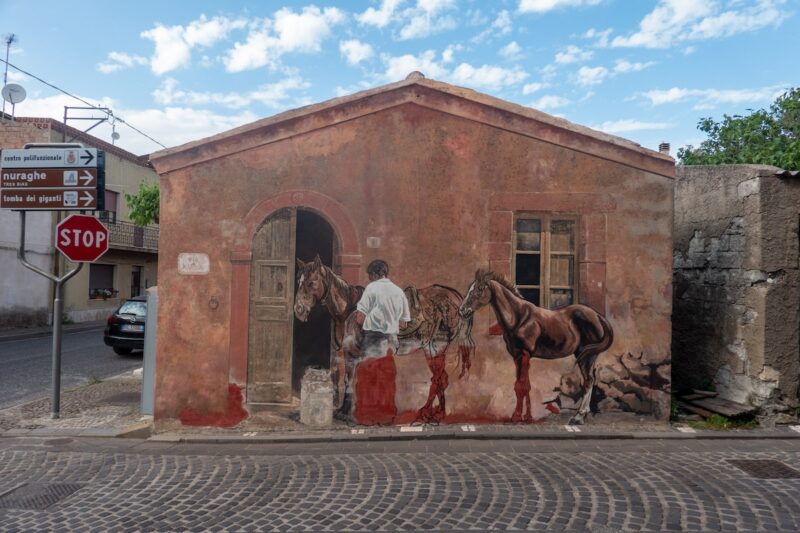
[1,58,166,149]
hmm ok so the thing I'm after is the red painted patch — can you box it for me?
[179,384,249,428]
[545,402,561,414]
[488,323,504,336]
[353,352,397,425]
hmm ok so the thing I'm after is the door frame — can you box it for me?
[228,190,362,403]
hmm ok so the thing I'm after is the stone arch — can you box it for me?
[228,190,362,385]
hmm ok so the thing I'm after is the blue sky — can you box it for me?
[1,0,797,156]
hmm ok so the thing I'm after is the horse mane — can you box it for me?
[475,268,523,298]
[299,260,353,294]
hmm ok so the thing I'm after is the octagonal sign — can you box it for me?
[56,214,109,262]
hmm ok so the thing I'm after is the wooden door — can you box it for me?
[247,208,296,404]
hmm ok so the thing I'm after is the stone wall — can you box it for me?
[673,165,799,408]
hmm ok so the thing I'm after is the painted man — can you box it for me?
[355,259,411,357]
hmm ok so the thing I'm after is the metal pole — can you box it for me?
[17,211,83,418]
[51,281,63,418]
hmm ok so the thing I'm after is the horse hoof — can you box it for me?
[569,414,586,425]
[510,414,523,424]
[523,414,534,423]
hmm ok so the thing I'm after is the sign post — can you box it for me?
[2,144,106,419]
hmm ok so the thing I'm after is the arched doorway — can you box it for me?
[246,207,336,404]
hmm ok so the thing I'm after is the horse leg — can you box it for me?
[511,354,525,423]
[570,360,596,426]
[432,346,449,422]
[335,353,356,422]
[520,351,533,423]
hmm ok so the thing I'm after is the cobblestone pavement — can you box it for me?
[0,437,798,532]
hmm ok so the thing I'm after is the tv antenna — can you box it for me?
[2,33,17,115]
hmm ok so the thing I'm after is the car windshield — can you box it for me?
[118,300,146,317]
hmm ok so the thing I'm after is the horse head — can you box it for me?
[294,254,326,322]
[459,269,494,319]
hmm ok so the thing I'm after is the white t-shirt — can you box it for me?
[356,278,411,334]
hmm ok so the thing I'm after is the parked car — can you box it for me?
[104,296,147,355]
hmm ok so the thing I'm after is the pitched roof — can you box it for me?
[150,74,675,178]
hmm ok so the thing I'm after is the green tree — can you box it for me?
[678,88,800,169]
[124,182,160,226]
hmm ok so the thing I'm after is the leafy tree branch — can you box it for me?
[124,182,159,226]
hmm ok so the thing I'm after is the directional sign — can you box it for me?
[0,147,104,211]
[56,214,109,262]
[1,148,97,168]
[2,189,98,210]
[1,168,97,189]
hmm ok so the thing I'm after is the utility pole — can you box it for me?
[2,33,17,115]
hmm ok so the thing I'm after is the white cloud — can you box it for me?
[575,65,608,86]
[152,76,309,109]
[639,85,787,107]
[141,15,246,75]
[530,95,570,110]
[340,40,374,65]
[555,45,593,64]
[522,82,545,95]
[380,50,528,91]
[398,0,458,40]
[583,27,613,47]
[472,9,513,43]
[382,50,449,81]
[595,119,673,133]
[6,70,27,82]
[441,44,462,63]
[613,59,656,73]
[499,41,523,60]
[357,0,405,28]
[97,52,149,74]
[224,7,345,72]
[612,0,789,49]
[518,0,603,13]
[450,63,528,91]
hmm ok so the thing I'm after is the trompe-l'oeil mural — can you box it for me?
[294,256,614,425]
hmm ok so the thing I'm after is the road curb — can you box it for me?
[146,428,800,445]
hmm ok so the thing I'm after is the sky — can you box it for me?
[0,0,797,156]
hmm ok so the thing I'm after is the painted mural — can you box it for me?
[294,257,618,426]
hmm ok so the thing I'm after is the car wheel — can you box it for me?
[113,347,133,355]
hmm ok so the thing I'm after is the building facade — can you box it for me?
[0,115,159,327]
[674,165,799,409]
[150,75,674,427]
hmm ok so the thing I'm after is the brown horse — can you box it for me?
[294,257,476,423]
[458,269,613,425]
[341,284,475,423]
[295,255,364,351]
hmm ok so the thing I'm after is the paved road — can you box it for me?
[0,328,142,409]
[0,437,798,531]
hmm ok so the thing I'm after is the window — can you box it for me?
[513,215,578,309]
[89,264,117,300]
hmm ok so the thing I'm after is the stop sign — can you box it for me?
[56,214,110,262]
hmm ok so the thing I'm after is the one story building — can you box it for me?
[149,73,675,427]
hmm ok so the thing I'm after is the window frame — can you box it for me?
[512,213,580,309]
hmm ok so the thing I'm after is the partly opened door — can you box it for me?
[247,208,296,403]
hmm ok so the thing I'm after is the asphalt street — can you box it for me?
[0,327,142,409]
[0,437,798,531]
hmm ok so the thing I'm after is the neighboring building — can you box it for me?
[674,165,799,409]
[150,74,674,428]
[0,114,159,327]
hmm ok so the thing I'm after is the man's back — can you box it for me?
[357,278,411,334]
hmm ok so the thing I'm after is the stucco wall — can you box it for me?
[674,165,799,407]
[0,118,54,328]
[153,93,674,425]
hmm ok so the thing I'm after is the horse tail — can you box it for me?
[574,312,614,380]
[455,314,476,379]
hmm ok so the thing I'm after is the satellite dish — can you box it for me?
[1,83,26,104]
[111,131,120,141]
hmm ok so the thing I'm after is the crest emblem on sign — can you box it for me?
[66,150,77,164]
